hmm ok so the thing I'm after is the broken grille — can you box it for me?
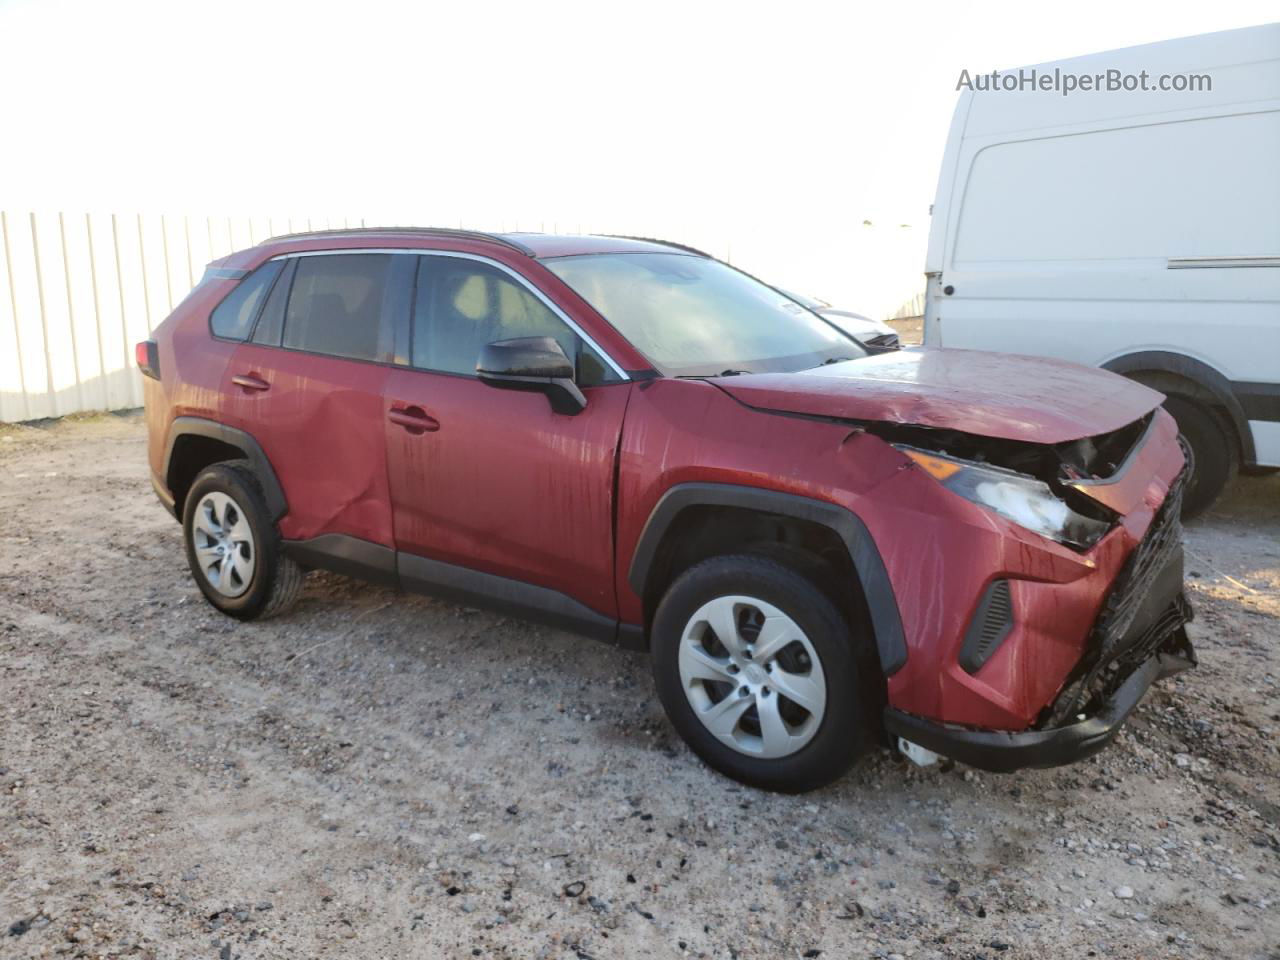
[1048,460,1192,722]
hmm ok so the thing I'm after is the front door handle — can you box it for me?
[388,405,440,435]
[232,373,270,392]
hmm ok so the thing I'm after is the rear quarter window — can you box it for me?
[209,261,285,340]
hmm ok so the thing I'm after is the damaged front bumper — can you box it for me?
[884,614,1194,772]
[883,461,1196,773]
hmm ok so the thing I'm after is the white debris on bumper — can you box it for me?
[898,737,941,767]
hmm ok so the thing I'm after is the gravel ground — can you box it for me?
[1,414,1277,960]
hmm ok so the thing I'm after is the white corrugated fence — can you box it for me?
[0,211,364,423]
[1,211,927,423]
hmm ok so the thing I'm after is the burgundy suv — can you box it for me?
[139,229,1194,791]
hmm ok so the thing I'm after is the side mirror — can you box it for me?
[476,336,587,416]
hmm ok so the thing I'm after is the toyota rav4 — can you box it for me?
[139,229,1195,792]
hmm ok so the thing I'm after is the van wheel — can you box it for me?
[183,460,304,620]
[651,554,878,793]
[1162,395,1238,519]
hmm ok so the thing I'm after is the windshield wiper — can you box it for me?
[677,368,753,379]
[820,357,853,365]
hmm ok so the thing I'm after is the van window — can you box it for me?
[209,260,284,340]
[282,254,393,361]
[954,110,1280,264]
[412,256,619,384]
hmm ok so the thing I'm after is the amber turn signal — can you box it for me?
[901,449,963,481]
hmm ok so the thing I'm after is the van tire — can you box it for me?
[1162,394,1237,519]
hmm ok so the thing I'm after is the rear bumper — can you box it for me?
[884,612,1194,772]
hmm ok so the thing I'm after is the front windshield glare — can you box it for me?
[544,253,864,376]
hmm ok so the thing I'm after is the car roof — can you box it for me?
[502,233,710,259]
[251,227,709,261]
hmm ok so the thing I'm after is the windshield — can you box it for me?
[544,253,864,377]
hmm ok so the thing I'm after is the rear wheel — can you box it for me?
[183,461,303,620]
[1162,394,1238,519]
[651,554,879,792]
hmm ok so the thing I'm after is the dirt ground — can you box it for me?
[1,414,1277,960]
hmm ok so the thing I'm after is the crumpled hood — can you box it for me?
[714,348,1163,444]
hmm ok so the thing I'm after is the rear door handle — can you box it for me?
[388,405,440,434]
[232,374,270,392]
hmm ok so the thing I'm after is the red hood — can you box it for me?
[713,349,1163,444]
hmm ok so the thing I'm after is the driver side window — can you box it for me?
[410,256,619,384]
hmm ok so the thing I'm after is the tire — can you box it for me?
[1162,394,1238,519]
[182,460,304,620]
[651,554,880,793]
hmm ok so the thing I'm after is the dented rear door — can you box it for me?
[226,341,394,546]
[220,252,399,548]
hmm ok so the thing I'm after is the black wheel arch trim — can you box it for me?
[150,471,177,517]
[1102,350,1256,464]
[162,417,289,520]
[627,482,908,675]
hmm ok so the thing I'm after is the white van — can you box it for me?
[923,24,1280,515]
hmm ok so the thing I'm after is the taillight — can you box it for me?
[136,340,160,380]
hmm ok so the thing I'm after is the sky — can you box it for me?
[0,0,1275,317]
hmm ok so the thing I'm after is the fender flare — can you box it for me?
[162,417,289,520]
[1102,351,1254,464]
[627,482,907,676]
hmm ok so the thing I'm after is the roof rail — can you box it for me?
[603,235,712,258]
[262,226,537,257]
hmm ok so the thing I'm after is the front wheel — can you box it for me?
[651,554,879,792]
[183,460,304,620]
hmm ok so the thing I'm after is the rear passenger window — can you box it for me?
[282,254,393,361]
[209,261,284,340]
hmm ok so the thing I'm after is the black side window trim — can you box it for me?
[231,250,630,382]
[385,254,417,366]
[228,255,412,368]
[247,257,297,346]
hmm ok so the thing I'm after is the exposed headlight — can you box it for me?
[896,446,1111,549]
